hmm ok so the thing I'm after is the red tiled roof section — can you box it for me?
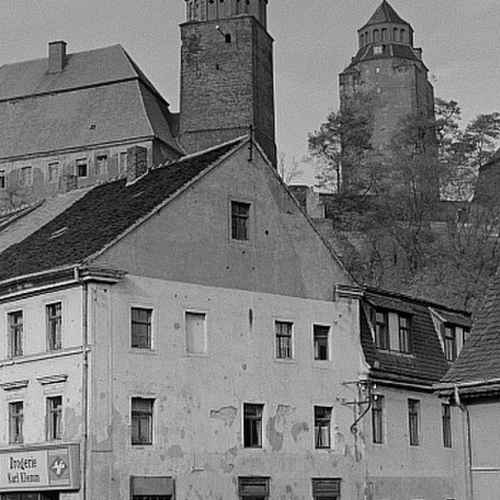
[0,140,241,282]
[443,270,500,383]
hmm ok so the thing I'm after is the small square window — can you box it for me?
[314,325,330,360]
[275,321,293,359]
[185,312,207,354]
[243,403,263,448]
[76,158,88,178]
[131,398,154,445]
[231,201,251,241]
[131,308,152,349]
[314,406,332,449]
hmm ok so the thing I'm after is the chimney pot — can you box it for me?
[126,146,148,184]
[48,41,67,74]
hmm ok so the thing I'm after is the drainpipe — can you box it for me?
[454,385,473,500]
[76,266,90,500]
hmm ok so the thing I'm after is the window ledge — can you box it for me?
[183,353,210,359]
[0,346,88,367]
[129,348,158,356]
[274,358,296,364]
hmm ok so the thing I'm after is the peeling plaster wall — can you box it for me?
[88,276,366,499]
[362,386,466,500]
[0,286,84,500]
[94,145,351,301]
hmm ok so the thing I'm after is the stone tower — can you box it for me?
[339,0,435,185]
[179,0,276,165]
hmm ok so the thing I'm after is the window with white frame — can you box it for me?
[9,401,24,444]
[47,302,62,351]
[76,158,88,178]
[314,406,332,449]
[185,312,207,354]
[275,321,293,359]
[131,398,154,445]
[8,310,23,358]
[46,395,63,441]
[131,307,152,349]
[313,325,330,361]
[231,201,251,241]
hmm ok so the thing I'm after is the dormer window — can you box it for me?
[372,308,412,354]
[444,324,470,362]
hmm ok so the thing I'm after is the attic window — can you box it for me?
[49,227,68,240]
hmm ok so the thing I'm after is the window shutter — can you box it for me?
[239,477,270,496]
[312,478,341,497]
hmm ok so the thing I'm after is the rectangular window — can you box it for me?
[372,395,384,444]
[96,154,108,175]
[444,326,457,361]
[8,310,23,358]
[275,321,293,359]
[239,477,269,499]
[9,401,23,444]
[185,312,207,354]
[314,325,330,361]
[442,403,452,448]
[131,307,152,349]
[314,406,332,449]
[231,201,251,241]
[119,151,128,175]
[398,315,411,354]
[46,302,62,351]
[131,398,154,445]
[76,158,88,178]
[243,403,263,448]
[0,170,5,189]
[375,310,389,350]
[312,478,341,499]
[47,162,59,183]
[46,396,63,441]
[19,166,33,186]
[408,399,420,446]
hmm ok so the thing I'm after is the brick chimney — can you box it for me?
[126,146,148,184]
[48,41,67,74]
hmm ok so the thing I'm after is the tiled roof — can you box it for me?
[0,139,243,282]
[361,1,409,29]
[0,45,179,158]
[346,43,420,70]
[443,270,500,383]
[361,289,471,385]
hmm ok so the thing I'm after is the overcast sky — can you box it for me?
[0,0,499,184]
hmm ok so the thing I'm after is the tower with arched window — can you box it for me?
[339,0,436,192]
[179,0,276,164]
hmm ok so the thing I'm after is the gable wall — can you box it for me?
[94,146,352,300]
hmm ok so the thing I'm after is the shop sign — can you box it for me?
[0,444,79,492]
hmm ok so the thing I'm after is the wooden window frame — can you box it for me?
[131,397,154,446]
[46,302,62,351]
[9,401,24,444]
[408,399,420,446]
[314,406,332,449]
[371,395,384,444]
[131,307,153,350]
[243,403,263,448]
[46,395,63,441]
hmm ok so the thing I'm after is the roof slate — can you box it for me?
[361,0,409,29]
[0,139,242,282]
[443,270,500,383]
[362,289,471,385]
[0,45,179,158]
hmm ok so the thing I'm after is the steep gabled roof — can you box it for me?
[0,45,180,158]
[361,288,471,385]
[361,0,409,29]
[443,269,500,384]
[0,138,244,283]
